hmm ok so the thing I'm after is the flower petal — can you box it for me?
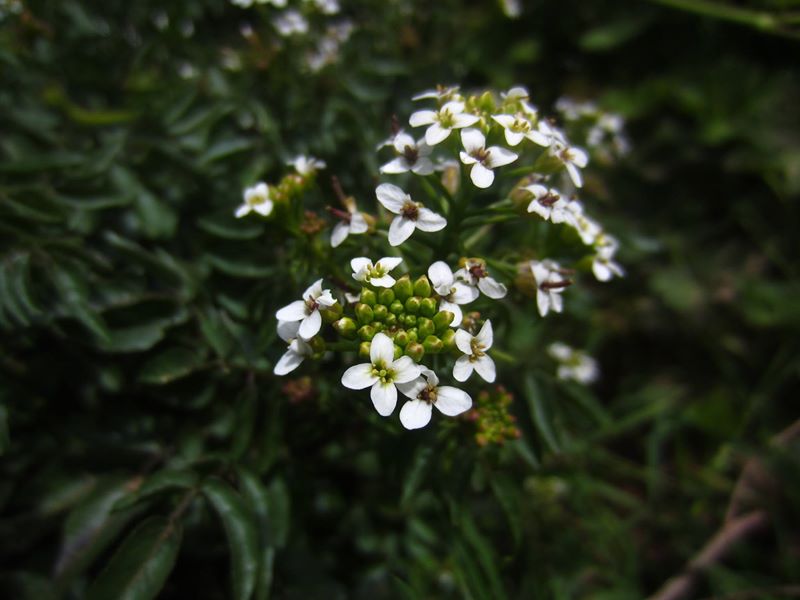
[459,151,478,165]
[371,382,397,416]
[235,204,251,218]
[536,289,551,317]
[388,216,416,246]
[504,129,525,146]
[454,329,473,355]
[415,208,447,232]
[478,277,507,299]
[452,355,474,382]
[350,257,372,273]
[331,222,349,247]
[380,157,410,174]
[411,159,435,176]
[450,282,479,304]
[370,274,396,288]
[370,332,395,365]
[377,256,403,271]
[565,162,583,188]
[425,123,450,146]
[473,355,496,383]
[476,319,493,349]
[399,399,432,429]
[277,319,300,343]
[392,355,421,383]
[428,261,454,292]
[392,132,415,152]
[303,278,324,300]
[491,114,515,128]
[298,309,322,340]
[439,299,463,328]
[460,127,485,154]
[349,212,368,234]
[570,147,589,168]
[253,201,273,216]
[452,113,480,128]
[435,386,472,416]
[485,146,518,168]
[409,109,437,127]
[274,349,304,375]
[376,183,407,213]
[275,300,307,322]
[341,363,378,389]
[470,163,495,188]
[396,375,427,399]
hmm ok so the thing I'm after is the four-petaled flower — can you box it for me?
[380,133,434,176]
[491,113,551,147]
[376,183,447,246]
[274,320,313,375]
[275,278,336,340]
[564,200,601,245]
[530,260,571,317]
[454,258,507,299]
[548,342,599,384]
[453,320,496,383]
[524,184,570,224]
[548,128,589,188]
[592,234,624,282]
[341,332,421,416]
[397,368,472,429]
[288,155,326,176]
[330,197,368,248]
[459,128,518,188]
[235,182,274,218]
[409,101,480,146]
[351,256,403,288]
[428,261,478,327]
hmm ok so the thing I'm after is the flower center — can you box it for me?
[371,361,395,384]
[468,264,487,280]
[438,108,455,128]
[305,297,319,312]
[559,148,575,162]
[249,194,267,206]
[538,191,560,206]
[472,147,491,164]
[469,339,486,360]
[366,263,386,281]
[401,201,420,221]
[511,117,531,133]
[402,144,419,163]
[418,385,438,404]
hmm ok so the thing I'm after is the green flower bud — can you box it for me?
[372,304,388,322]
[441,328,456,351]
[422,335,443,354]
[359,341,371,359]
[413,275,432,298]
[394,330,409,347]
[407,329,418,344]
[405,342,425,362]
[360,288,377,306]
[433,310,455,333]
[404,296,421,314]
[320,301,342,324]
[355,303,374,325]
[358,325,376,341]
[333,317,357,339]
[419,297,437,318]
[393,275,414,302]
[309,336,327,355]
[374,322,385,332]
[418,317,435,339]
[405,314,417,328]
[378,288,395,306]
[390,300,404,315]
[384,313,397,327]
[393,344,402,360]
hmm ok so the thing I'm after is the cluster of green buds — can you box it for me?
[465,386,520,446]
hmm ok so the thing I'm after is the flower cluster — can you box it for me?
[465,386,521,446]
[235,155,324,219]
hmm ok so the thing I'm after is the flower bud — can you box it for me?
[360,288,377,306]
[413,275,432,298]
[355,303,374,325]
[378,288,395,306]
[419,297,437,318]
[441,328,456,351]
[404,314,417,327]
[309,336,326,355]
[393,275,414,302]
[394,329,409,347]
[422,335,443,354]
[433,310,455,333]
[476,90,496,113]
[384,313,398,327]
[333,317,357,339]
[515,261,538,298]
[372,304,388,322]
[417,317,435,339]
[393,344,403,360]
[404,296,421,314]
[374,322,385,332]
[320,301,342,324]
[358,325,376,341]
[359,341,371,359]
[389,300,404,315]
[405,342,425,362]
[407,329,418,343]
[441,161,460,196]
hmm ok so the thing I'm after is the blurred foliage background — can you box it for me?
[1,0,799,598]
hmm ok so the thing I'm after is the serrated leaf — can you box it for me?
[86,516,182,600]
[138,347,206,385]
[203,478,259,600]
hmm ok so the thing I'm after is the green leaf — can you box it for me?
[86,516,182,600]
[203,478,259,600]
[113,470,199,512]
[525,375,562,454]
[138,347,207,385]
[0,404,9,455]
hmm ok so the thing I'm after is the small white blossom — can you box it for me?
[409,101,480,146]
[330,197,368,248]
[427,261,479,327]
[530,260,571,317]
[289,155,325,176]
[453,320,496,383]
[548,128,589,188]
[235,182,274,218]
[491,113,550,147]
[564,200,602,245]
[380,133,434,176]
[341,332,421,417]
[459,128,518,188]
[523,184,570,223]
[412,85,462,102]
[592,235,624,282]
[274,320,313,375]
[397,368,472,429]
[375,183,446,246]
[548,342,599,384]
[274,10,308,36]
[500,86,539,118]
[275,279,336,340]
[454,259,507,299]
[351,256,403,288]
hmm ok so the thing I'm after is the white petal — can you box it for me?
[452,113,480,128]
[478,277,507,299]
[442,100,465,114]
[409,109,437,127]
[473,355,496,383]
[491,114,515,128]
[460,128,485,154]
[235,204,251,218]
[350,257,372,273]
[428,261,454,292]
[411,159,435,176]
[316,289,335,308]
[470,163,495,188]
[392,132,416,152]
[450,282,479,304]
[528,201,550,220]
[349,212,368,234]
[370,332,395,365]
[593,261,612,282]
[274,349,304,375]
[435,387,472,416]
[504,129,525,146]
[439,300,462,328]
[425,123,450,146]
[275,300,307,322]
[485,146,518,168]
[526,129,551,146]
[476,319,493,349]
[377,256,403,271]
[376,183,407,213]
[453,355,474,382]
[565,163,583,188]
[459,151,478,166]
[392,356,421,383]
[537,290,551,317]
[396,376,427,399]
[298,309,322,340]
[303,278,324,299]
[253,200,273,216]
[370,274,396,288]
[399,400,432,429]
[380,157,411,175]
[551,293,564,313]
[371,382,397,416]
[421,368,439,387]
[341,363,378,389]
[331,222,349,247]
[388,216,416,246]
[415,208,447,232]
[277,319,300,343]
[570,147,589,167]
[454,329,473,355]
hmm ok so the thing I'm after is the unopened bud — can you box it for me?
[355,303,374,325]
[320,301,342,324]
[405,342,425,362]
[404,296,421,314]
[378,288,395,306]
[441,328,456,351]
[372,304,388,322]
[404,314,417,327]
[422,335,443,354]
[394,330,409,347]
[360,288,377,306]
[384,313,397,327]
[413,275,432,298]
[389,300,404,315]
[419,297,437,318]
[433,310,455,333]
[393,275,414,302]
[407,329,418,344]
[359,341,371,359]
[393,344,402,360]
[358,325,376,341]
[417,317,435,339]
[333,317,357,339]
[309,336,326,355]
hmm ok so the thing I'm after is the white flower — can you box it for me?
[341,332,421,416]
[454,258,507,299]
[330,197,368,248]
[380,133,434,176]
[453,320,496,383]
[274,320,313,375]
[351,256,403,288]
[592,235,624,282]
[548,128,589,188]
[459,128,518,188]
[491,113,550,147]
[500,86,539,117]
[375,183,447,246]
[409,101,480,146]
[530,260,571,317]
[397,368,472,429]
[274,10,308,36]
[523,184,570,223]
[275,279,336,340]
[235,182,274,218]
[564,200,602,245]
[427,261,478,327]
[288,155,325,176]
[412,85,462,102]
[548,342,599,384]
